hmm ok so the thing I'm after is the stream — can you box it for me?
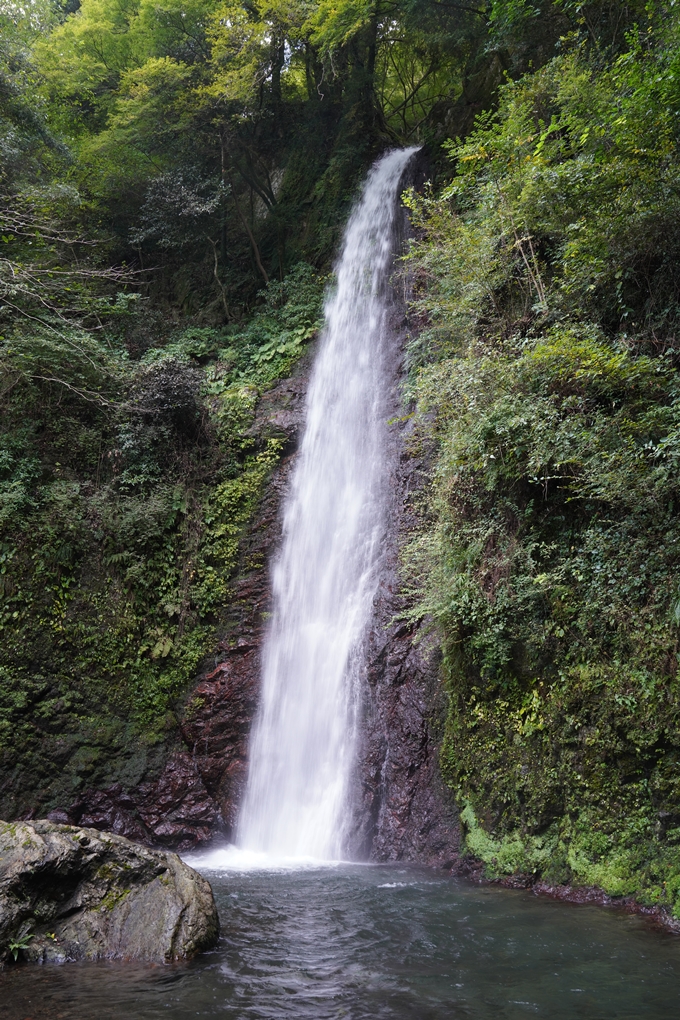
[3,861,680,1018]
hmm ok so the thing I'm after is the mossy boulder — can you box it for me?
[0,820,219,965]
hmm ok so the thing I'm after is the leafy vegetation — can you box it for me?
[0,259,323,816]
[8,926,34,961]
[404,5,680,912]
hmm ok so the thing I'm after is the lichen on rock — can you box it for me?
[0,820,219,965]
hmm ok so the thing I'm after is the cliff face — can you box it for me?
[44,364,311,851]
[347,295,460,867]
[37,190,460,862]
[351,443,461,867]
[50,344,459,862]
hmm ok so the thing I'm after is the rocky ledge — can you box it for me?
[0,820,218,966]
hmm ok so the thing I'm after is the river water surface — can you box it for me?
[3,862,680,1019]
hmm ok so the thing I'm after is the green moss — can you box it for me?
[99,886,130,912]
[0,266,323,817]
[460,801,680,914]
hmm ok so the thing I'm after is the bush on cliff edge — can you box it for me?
[404,13,680,914]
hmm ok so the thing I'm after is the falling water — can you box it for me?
[237,147,419,860]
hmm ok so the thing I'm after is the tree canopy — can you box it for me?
[2,0,654,318]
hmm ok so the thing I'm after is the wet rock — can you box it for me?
[0,820,218,965]
[62,755,218,851]
[348,297,461,866]
[353,613,460,866]
[180,647,261,833]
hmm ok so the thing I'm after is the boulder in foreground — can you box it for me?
[0,820,219,965]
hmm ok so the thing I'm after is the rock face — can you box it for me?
[0,820,219,965]
[352,590,461,867]
[43,362,311,851]
[347,275,461,867]
[33,175,461,863]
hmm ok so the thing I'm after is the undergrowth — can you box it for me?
[0,262,323,817]
[404,20,680,915]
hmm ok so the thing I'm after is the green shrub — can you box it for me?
[404,21,680,913]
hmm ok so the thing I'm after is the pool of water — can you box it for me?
[3,860,680,1019]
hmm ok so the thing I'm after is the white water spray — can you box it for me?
[236,147,419,861]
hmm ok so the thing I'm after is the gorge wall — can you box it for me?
[349,301,460,868]
[49,351,458,862]
[33,173,460,864]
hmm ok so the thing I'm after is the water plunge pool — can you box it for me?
[3,862,679,1018]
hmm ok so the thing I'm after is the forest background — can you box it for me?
[3,0,680,913]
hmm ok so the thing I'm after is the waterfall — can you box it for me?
[237,147,419,861]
